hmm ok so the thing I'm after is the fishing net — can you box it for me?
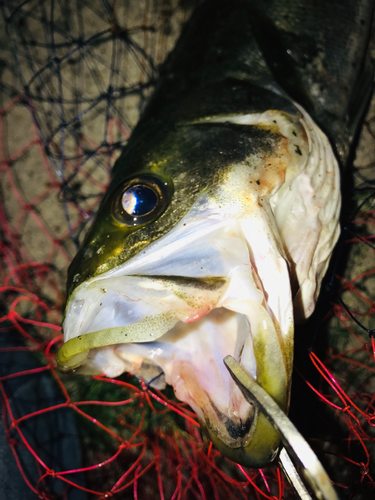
[0,1,374,499]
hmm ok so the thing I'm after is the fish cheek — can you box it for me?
[66,212,136,297]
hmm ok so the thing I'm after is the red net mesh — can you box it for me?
[0,1,374,499]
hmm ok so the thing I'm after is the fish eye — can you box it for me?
[122,185,157,216]
[112,175,170,226]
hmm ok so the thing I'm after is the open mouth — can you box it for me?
[59,273,291,467]
[58,207,294,467]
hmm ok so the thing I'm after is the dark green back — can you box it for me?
[114,0,373,174]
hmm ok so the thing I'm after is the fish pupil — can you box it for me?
[121,185,158,216]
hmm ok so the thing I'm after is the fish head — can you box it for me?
[58,104,340,467]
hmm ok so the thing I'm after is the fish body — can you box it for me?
[58,0,374,467]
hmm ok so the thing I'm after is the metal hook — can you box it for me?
[223,355,339,500]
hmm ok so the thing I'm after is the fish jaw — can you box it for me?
[60,280,291,468]
[59,192,293,467]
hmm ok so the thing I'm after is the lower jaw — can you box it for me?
[114,306,290,467]
[59,305,291,467]
[204,412,281,468]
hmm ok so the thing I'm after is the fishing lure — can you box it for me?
[57,0,374,468]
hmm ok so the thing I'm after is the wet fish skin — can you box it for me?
[60,0,374,468]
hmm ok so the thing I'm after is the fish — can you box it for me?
[57,0,374,467]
